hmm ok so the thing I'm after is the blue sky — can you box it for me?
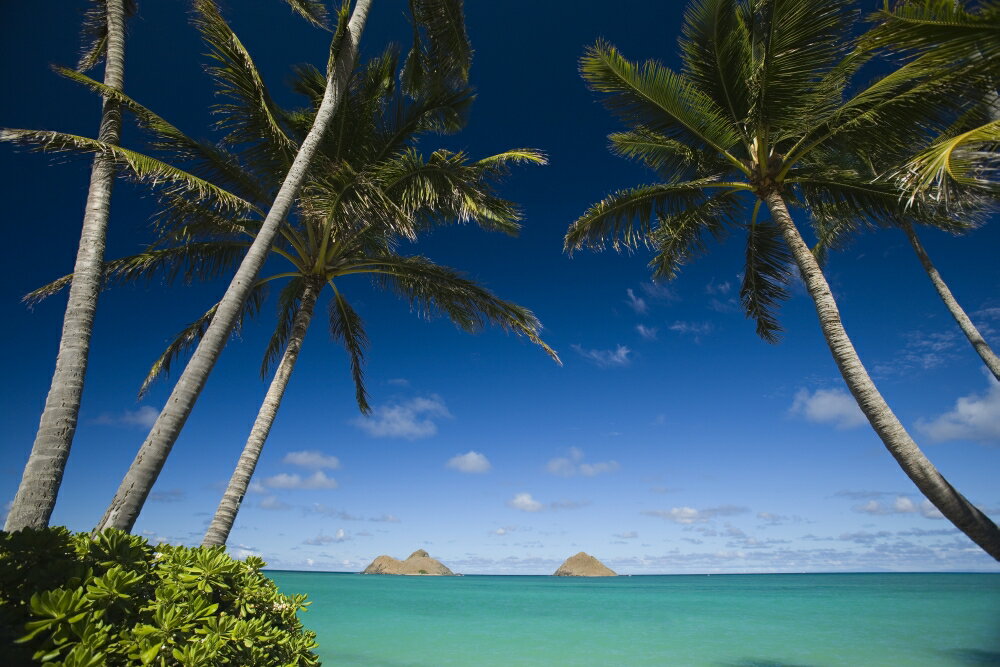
[2,1,999,575]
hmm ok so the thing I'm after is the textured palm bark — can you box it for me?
[5,0,128,532]
[901,221,1000,381]
[765,191,1000,560]
[94,0,373,534]
[202,281,320,547]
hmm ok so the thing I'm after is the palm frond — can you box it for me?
[282,0,331,29]
[863,0,1000,66]
[609,128,734,180]
[78,0,138,72]
[740,217,792,343]
[646,190,744,280]
[139,282,267,398]
[565,178,748,254]
[402,0,472,95]
[54,67,270,205]
[0,129,258,215]
[193,0,298,175]
[580,40,746,172]
[370,255,560,363]
[896,120,1000,200]
[328,285,371,413]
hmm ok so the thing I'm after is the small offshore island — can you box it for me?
[553,552,617,577]
[361,549,456,575]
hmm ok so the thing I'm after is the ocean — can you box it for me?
[266,572,1000,666]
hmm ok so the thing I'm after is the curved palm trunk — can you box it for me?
[202,281,320,547]
[94,0,373,534]
[901,221,1000,381]
[765,191,1000,560]
[5,0,128,532]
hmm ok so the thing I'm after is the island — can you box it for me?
[361,549,456,575]
[553,552,617,576]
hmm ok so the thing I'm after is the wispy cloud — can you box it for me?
[259,496,292,511]
[283,450,341,469]
[625,288,648,314]
[546,447,619,477]
[916,374,1000,445]
[614,531,638,539]
[705,279,732,295]
[789,388,866,429]
[640,282,678,303]
[148,489,184,503]
[508,492,543,512]
[873,329,960,378]
[446,451,492,474]
[262,471,337,490]
[387,378,410,387]
[853,496,943,520]
[642,505,748,524]
[636,324,658,341]
[668,321,713,342]
[572,344,631,368]
[91,405,160,429]
[352,395,452,439]
[303,528,348,545]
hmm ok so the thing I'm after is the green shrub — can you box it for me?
[0,527,319,666]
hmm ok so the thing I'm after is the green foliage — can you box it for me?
[0,527,318,666]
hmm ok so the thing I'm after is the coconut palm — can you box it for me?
[4,0,136,533]
[565,0,1000,558]
[17,21,552,536]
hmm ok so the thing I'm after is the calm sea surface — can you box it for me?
[266,572,1000,666]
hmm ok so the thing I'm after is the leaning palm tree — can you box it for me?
[5,0,135,533]
[565,0,1000,558]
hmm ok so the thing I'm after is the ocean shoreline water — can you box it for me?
[268,571,1000,666]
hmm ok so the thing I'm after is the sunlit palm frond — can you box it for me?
[0,129,258,215]
[193,0,298,175]
[77,0,138,72]
[740,217,792,343]
[863,0,1000,66]
[896,120,1000,200]
[282,0,331,29]
[565,179,748,254]
[54,67,270,205]
[609,128,734,180]
[328,285,371,413]
[139,282,268,398]
[261,278,306,378]
[370,255,560,362]
[581,40,746,172]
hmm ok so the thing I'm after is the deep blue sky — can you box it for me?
[2,1,998,574]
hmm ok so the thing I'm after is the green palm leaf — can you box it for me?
[740,217,792,343]
[282,0,331,29]
[77,0,138,72]
[328,285,372,413]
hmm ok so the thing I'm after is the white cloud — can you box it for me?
[446,451,491,474]
[369,514,400,523]
[248,481,267,494]
[640,282,678,302]
[789,388,866,429]
[148,489,184,503]
[304,528,348,545]
[625,288,648,314]
[705,279,732,295]
[642,505,748,524]
[263,470,338,490]
[916,375,1000,445]
[853,496,944,520]
[508,493,543,512]
[571,344,632,368]
[614,531,638,539]
[259,496,291,511]
[352,395,452,439]
[283,450,341,469]
[668,321,713,341]
[92,405,160,429]
[636,324,658,341]
[387,378,410,386]
[546,447,619,477]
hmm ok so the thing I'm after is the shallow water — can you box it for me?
[267,572,1000,666]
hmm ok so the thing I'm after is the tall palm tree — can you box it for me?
[14,20,551,536]
[564,0,1000,558]
[859,0,1000,381]
[4,0,135,532]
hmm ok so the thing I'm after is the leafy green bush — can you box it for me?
[0,527,319,666]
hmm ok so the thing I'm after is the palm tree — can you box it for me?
[564,0,1000,558]
[16,20,552,536]
[4,0,135,532]
[859,0,1000,381]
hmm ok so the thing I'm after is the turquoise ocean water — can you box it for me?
[267,572,1000,666]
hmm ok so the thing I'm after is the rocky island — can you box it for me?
[553,552,616,577]
[361,549,456,575]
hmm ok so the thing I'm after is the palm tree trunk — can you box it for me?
[764,190,1000,560]
[93,0,373,534]
[901,220,1000,381]
[5,0,128,532]
[202,280,320,548]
